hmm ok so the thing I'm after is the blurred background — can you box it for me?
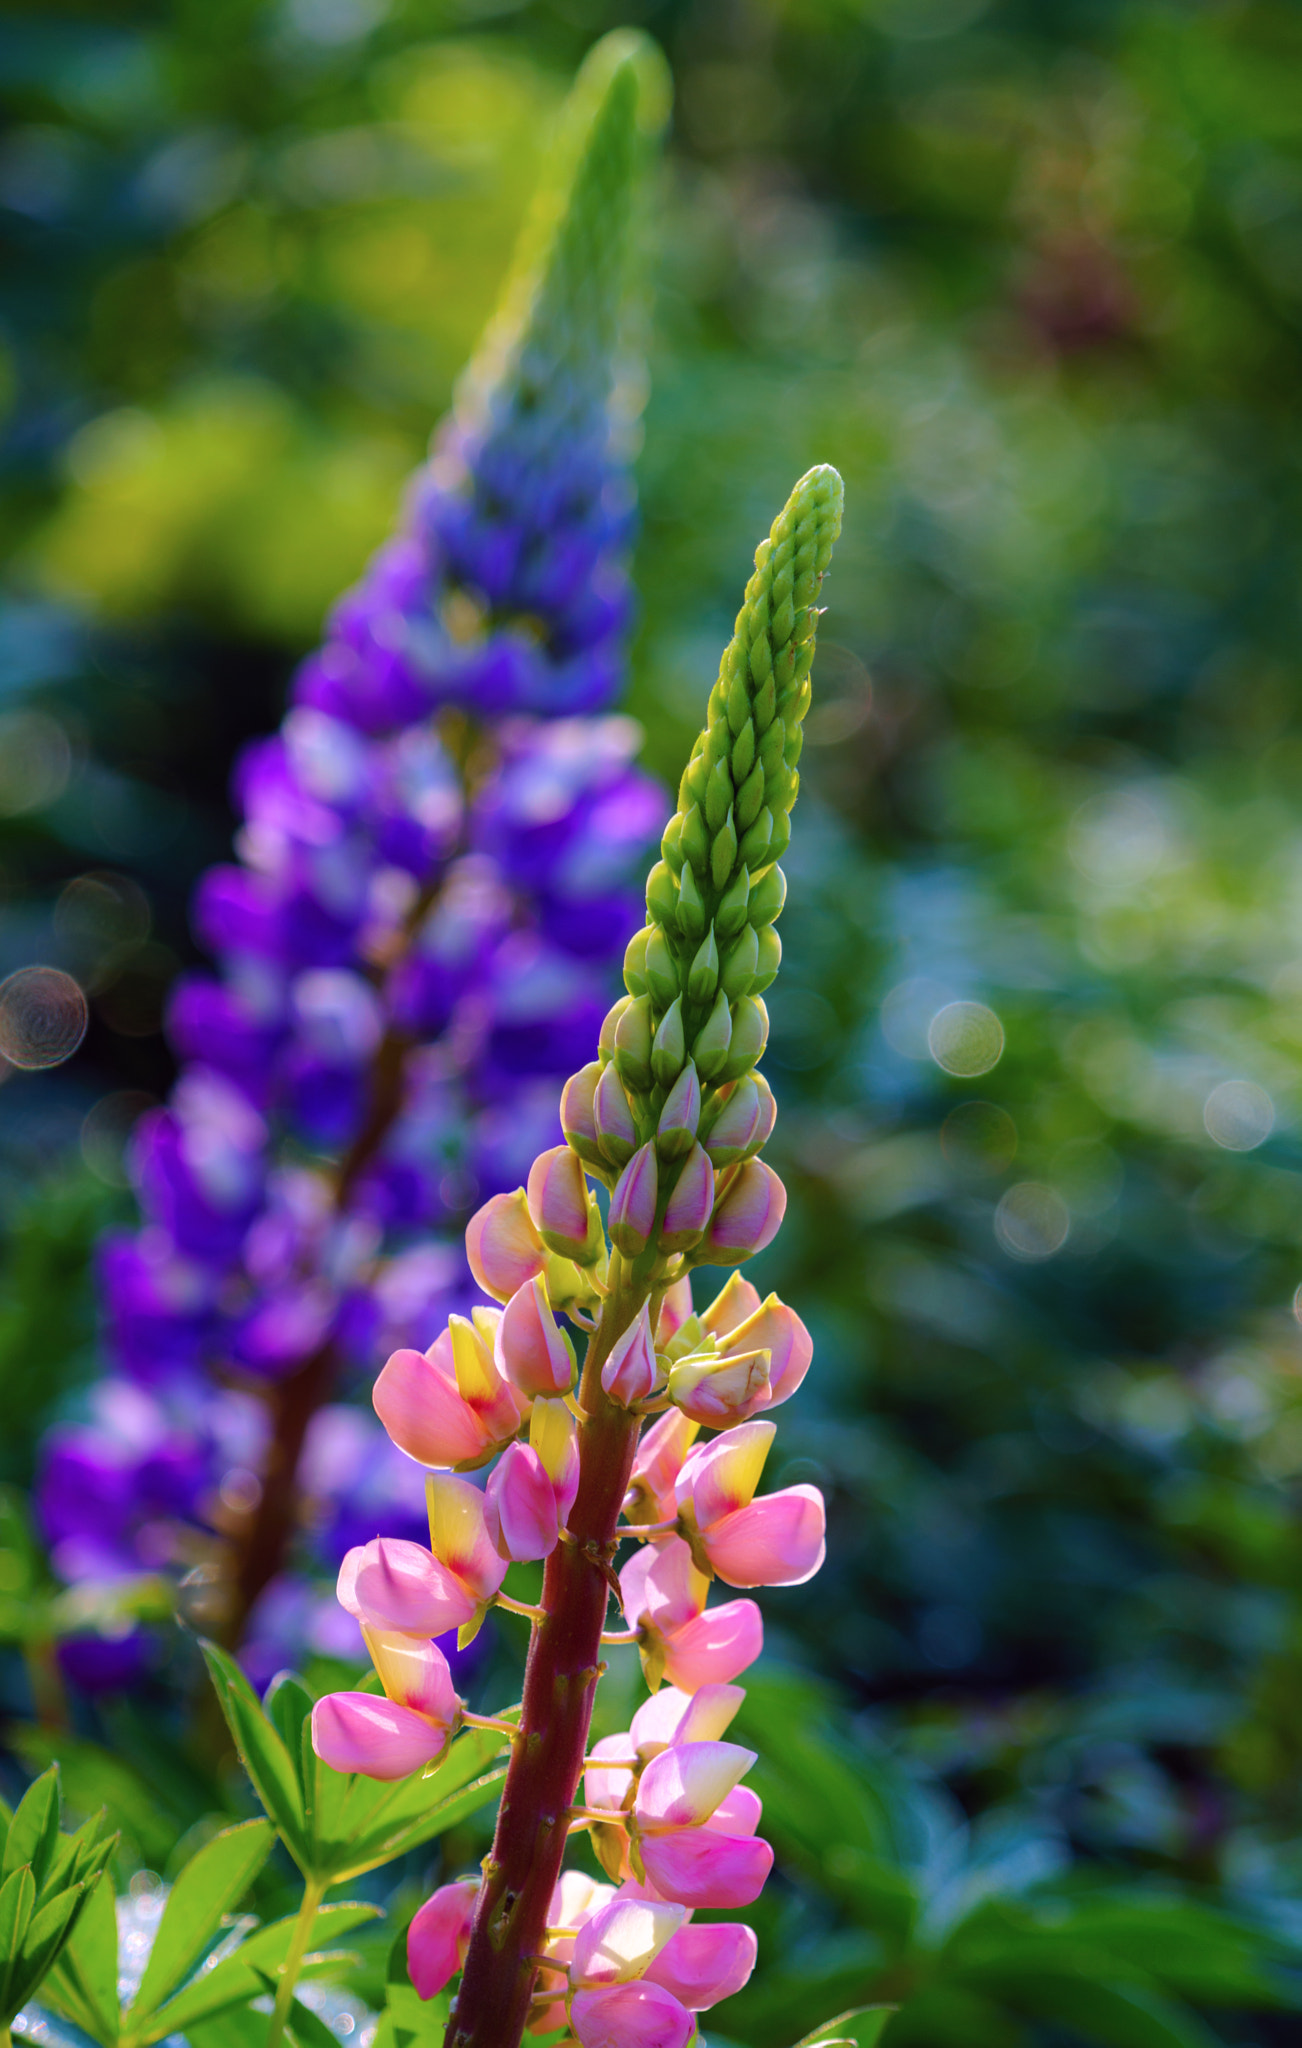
[6,0,1302,2040]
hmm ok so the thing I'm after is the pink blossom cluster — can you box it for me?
[309,1110,823,2043]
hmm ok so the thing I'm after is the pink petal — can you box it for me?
[311,1691,450,1780]
[635,1740,756,1830]
[343,1538,476,1636]
[660,1144,714,1252]
[448,1313,525,1438]
[676,1420,775,1528]
[363,1628,460,1722]
[425,1472,508,1601]
[699,1273,762,1339]
[623,1410,699,1528]
[701,1485,826,1588]
[662,1599,763,1693]
[705,1785,762,1837]
[705,1160,786,1260]
[497,1276,574,1399]
[601,1302,658,1408]
[655,1277,695,1346]
[667,1348,770,1427]
[620,1537,707,1633]
[570,1982,694,2048]
[585,1734,635,1814]
[719,1296,812,1408]
[571,1895,687,1986]
[486,1442,560,1561]
[373,1341,494,1470]
[407,1878,478,1998]
[644,1922,758,2009]
[465,1188,546,1303]
[527,1145,591,1254]
[609,1142,659,1257]
[638,1827,774,1910]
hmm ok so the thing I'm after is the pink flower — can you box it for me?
[676,1420,826,1587]
[425,1471,509,1604]
[311,1632,460,1780]
[609,1143,658,1256]
[644,1922,758,2009]
[622,1410,698,1528]
[704,1160,786,1262]
[530,1873,616,2033]
[601,1302,658,1408]
[527,1145,595,1261]
[497,1276,575,1398]
[408,1877,478,1998]
[631,1742,773,1910]
[465,1188,546,1303]
[373,1315,526,1471]
[629,1682,745,1755]
[702,1073,775,1166]
[337,1536,476,1637]
[620,1538,763,1691]
[666,1347,770,1426]
[715,1294,812,1408]
[485,1399,579,1561]
[659,1144,714,1253]
[570,1982,693,2048]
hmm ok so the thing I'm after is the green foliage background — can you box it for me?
[6,0,1302,2041]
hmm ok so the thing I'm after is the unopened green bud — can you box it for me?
[678,863,706,938]
[651,996,686,1086]
[656,1060,701,1159]
[613,994,654,1091]
[693,987,732,1080]
[661,814,684,873]
[720,923,759,1000]
[644,926,679,1008]
[687,928,719,1006]
[647,861,679,930]
[710,812,738,891]
[731,719,756,785]
[720,996,769,1082]
[747,864,786,926]
[681,804,709,875]
[599,995,631,1058]
[715,867,750,938]
[738,807,773,873]
[768,811,792,864]
[705,757,732,832]
[751,923,781,994]
[624,926,649,996]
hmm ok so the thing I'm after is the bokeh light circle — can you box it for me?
[1203,1079,1274,1152]
[995,1181,1070,1261]
[0,966,90,1070]
[928,1000,1005,1077]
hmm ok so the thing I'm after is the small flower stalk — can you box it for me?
[308,464,843,2048]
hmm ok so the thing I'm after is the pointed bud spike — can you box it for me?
[609,1141,659,1256]
[594,1061,638,1165]
[656,1060,701,1159]
[693,987,732,1080]
[660,1142,715,1252]
[687,927,720,1006]
[651,995,686,1086]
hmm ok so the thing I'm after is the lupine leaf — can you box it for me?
[382,1923,449,2048]
[265,1673,315,1804]
[41,1865,119,2044]
[0,1863,36,2016]
[307,1723,510,1883]
[288,1994,347,2048]
[2,1765,60,1887]
[200,1639,308,1866]
[124,1817,274,2025]
[789,2008,896,2048]
[135,1904,379,2042]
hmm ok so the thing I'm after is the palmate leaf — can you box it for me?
[41,1867,119,2043]
[124,1818,274,2027]
[132,1902,381,2044]
[2,1766,60,1888]
[206,1642,509,1885]
[0,1764,117,2028]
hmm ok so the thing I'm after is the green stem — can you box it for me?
[266,1875,325,2048]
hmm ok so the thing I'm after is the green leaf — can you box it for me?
[383,1923,450,2048]
[308,1723,510,1885]
[288,1994,347,2048]
[266,1672,315,1802]
[0,1864,36,2019]
[200,1639,309,1868]
[139,1902,382,2043]
[789,2007,896,2048]
[125,1818,274,2025]
[185,2005,274,2048]
[41,1862,119,2045]
[2,1765,60,1887]
[1004,1972,1220,2047]
[8,1879,90,2018]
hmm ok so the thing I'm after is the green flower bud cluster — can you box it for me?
[457,31,670,476]
[564,466,844,1199]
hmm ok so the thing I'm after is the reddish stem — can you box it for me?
[445,1256,650,2048]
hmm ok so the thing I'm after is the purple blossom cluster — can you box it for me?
[35,42,663,1689]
